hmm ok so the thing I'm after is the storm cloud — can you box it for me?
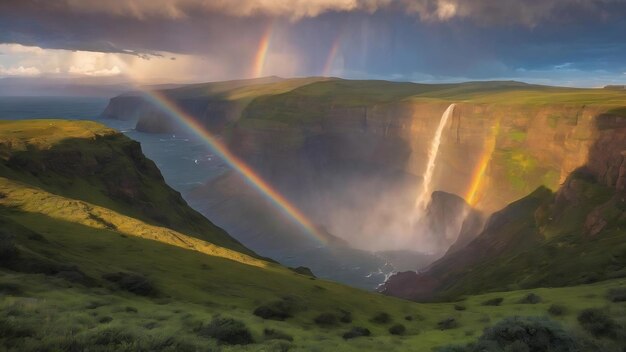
[0,0,625,86]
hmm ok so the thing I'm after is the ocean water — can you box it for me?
[0,96,227,193]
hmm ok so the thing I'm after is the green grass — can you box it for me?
[238,79,626,124]
[0,119,253,256]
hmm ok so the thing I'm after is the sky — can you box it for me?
[1,0,626,87]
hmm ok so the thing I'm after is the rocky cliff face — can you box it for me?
[225,100,606,252]
[379,111,626,300]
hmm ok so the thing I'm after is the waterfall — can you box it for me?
[414,103,455,212]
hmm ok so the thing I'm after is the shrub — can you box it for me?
[197,317,253,345]
[102,272,156,296]
[518,293,542,304]
[482,297,503,306]
[0,283,22,296]
[389,324,406,335]
[548,304,566,316]
[55,267,94,286]
[437,316,580,352]
[254,299,297,321]
[0,317,35,339]
[98,316,113,324]
[339,310,352,323]
[577,308,619,339]
[404,315,414,321]
[0,232,19,265]
[314,313,338,326]
[342,327,371,339]
[437,317,458,330]
[454,304,466,311]
[264,328,294,342]
[606,288,626,302]
[477,316,578,352]
[370,312,391,324]
[124,306,138,313]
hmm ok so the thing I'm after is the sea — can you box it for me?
[0,96,227,193]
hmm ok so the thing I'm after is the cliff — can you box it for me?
[380,111,626,300]
[100,78,626,253]
[0,119,254,255]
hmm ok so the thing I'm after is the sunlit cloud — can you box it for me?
[0,65,41,76]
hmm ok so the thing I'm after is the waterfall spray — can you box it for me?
[414,103,455,212]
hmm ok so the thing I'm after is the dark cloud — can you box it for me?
[0,0,625,85]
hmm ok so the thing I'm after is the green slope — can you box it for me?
[0,120,251,255]
[241,79,626,125]
[1,120,624,351]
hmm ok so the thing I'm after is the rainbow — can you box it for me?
[140,90,326,244]
[322,35,342,76]
[464,121,500,206]
[252,25,273,78]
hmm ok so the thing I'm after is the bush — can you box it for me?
[370,312,391,324]
[264,328,294,342]
[577,308,619,339]
[518,293,542,304]
[389,324,406,335]
[606,288,626,302]
[477,316,578,352]
[548,304,566,316]
[98,316,113,324]
[0,317,35,339]
[481,297,503,306]
[0,232,19,265]
[339,310,352,323]
[437,316,580,352]
[0,283,22,296]
[437,317,458,330]
[314,313,338,326]
[253,298,299,321]
[102,272,157,296]
[342,327,371,339]
[454,304,466,311]
[197,317,253,345]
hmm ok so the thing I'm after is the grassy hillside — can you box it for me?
[1,120,624,351]
[0,120,252,255]
[382,169,626,305]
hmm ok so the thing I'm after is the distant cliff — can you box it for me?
[100,78,626,251]
[380,110,626,300]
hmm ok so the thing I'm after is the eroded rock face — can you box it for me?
[380,112,626,301]
[222,102,606,251]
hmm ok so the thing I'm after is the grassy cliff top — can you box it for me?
[0,119,254,255]
[0,119,117,149]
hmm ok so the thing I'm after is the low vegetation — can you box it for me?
[577,308,620,339]
[342,327,371,339]
[196,317,254,345]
